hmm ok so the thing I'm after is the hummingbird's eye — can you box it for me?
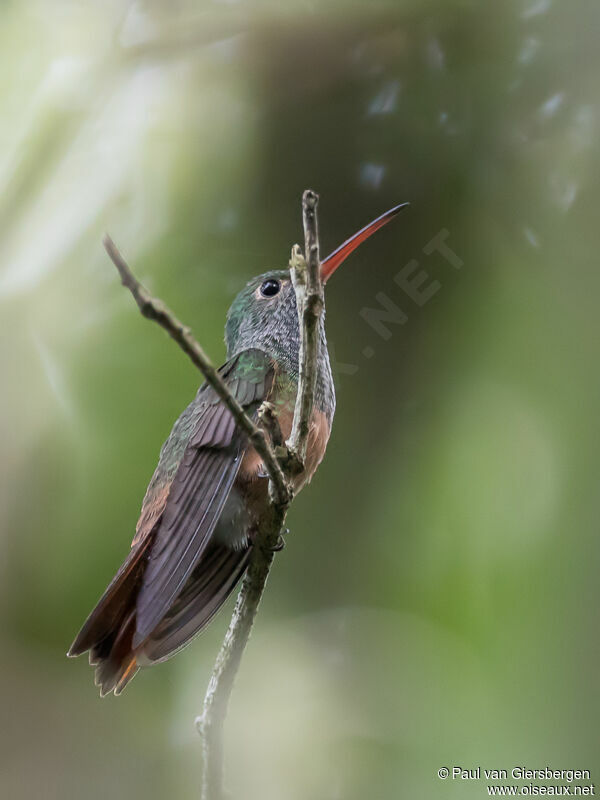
[259,279,281,298]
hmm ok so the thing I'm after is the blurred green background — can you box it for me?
[1,1,598,798]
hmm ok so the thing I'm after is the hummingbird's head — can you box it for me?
[225,268,299,366]
[224,202,409,372]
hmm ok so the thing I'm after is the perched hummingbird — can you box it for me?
[68,203,406,695]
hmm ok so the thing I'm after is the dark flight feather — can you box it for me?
[132,348,274,646]
[133,447,243,645]
[67,534,152,657]
[140,542,251,663]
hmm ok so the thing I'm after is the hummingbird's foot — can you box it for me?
[268,528,290,552]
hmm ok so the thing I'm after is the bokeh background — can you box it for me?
[1,1,598,797]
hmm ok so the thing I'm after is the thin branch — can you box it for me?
[196,501,286,799]
[103,234,291,506]
[288,189,324,465]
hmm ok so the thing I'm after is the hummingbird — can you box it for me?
[68,202,406,695]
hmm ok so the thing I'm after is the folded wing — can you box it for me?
[133,349,274,646]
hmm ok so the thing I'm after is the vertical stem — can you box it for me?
[197,503,285,799]
[288,189,324,463]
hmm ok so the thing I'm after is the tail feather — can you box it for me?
[140,542,251,663]
[68,538,151,696]
[92,611,139,697]
[68,537,151,658]
[69,536,250,695]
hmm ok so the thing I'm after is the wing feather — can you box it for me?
[133,349,274,647]
[139,543,251,663]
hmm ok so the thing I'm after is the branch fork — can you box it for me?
[103,189,324,800]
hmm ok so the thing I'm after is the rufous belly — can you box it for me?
[233,406,329,531]
[239,407,330,489]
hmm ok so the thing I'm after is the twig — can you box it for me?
[196,500,286,799]
[103,234,291,507]
[288,189,324,464]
